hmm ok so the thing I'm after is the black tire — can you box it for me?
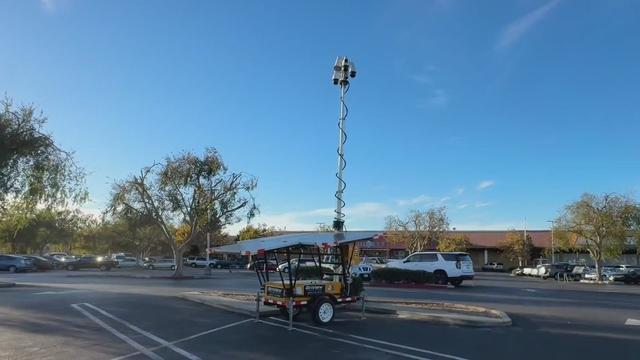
[216,264,223,269]
[99,265,107,271]
[450,279,463,287]
[148,265,155,270]
[434,270,448,285]
[8,265,17,273]
[282,267,289,273]
[170,265,176,271]
[66,265,75,271]
[209,263,215,269]
[312,297,335,325]
[190,263,197,268]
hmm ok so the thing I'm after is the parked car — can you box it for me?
[358,257,387,270]
[350,263,373,280]
[0,255,34,272]
[620,270,640,285]
[21,255,54,271]
[277,258,318,273]
[64,255,117,271]
[45,252,69,260]
[482,262,504,272]
[247,260,278,271]
[386,252,474,286]
[42,255,65,269]
[116,257,140,268]
[145,258,176,270]
[209,258,232,269]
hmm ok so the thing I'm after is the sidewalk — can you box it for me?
[179,290,511,327]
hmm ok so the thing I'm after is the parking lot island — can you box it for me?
[180,290,512,327]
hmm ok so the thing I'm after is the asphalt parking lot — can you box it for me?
[1,270,639,359]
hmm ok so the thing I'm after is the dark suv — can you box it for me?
[0,255,34,272]
[64,255,117,271]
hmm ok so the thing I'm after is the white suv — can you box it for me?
[387,252,475,286]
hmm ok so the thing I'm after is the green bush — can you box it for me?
[371,268,434,284]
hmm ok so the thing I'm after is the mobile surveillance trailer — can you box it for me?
[214,231,379,327]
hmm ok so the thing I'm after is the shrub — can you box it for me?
[371,268,434,284]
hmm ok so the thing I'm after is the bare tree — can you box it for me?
[108,148,257,277]
[385,207,449,253]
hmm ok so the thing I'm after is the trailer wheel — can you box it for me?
[312,297,335,325]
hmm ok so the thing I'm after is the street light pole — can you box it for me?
[547,220,555,264]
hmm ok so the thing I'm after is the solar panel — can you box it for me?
[213,231,381,255]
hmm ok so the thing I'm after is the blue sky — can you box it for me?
[2,0,639,233]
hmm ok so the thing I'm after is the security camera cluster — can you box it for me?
[331,56,357,85]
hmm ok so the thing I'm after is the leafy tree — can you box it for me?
[555,193,636,280]
[0,204,82,254]
[238,223,275,240]
[316,223,333,232]
[437,234,472,252]
[385,207,449,253]
[0,97,86,209]
[108,148,257,277]
[500,230,533,267]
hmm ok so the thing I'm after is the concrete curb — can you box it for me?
[65,274,215,280]
[0,282,16,288]
[179,291,511,327]
[366,282,453,290]
[366,304,510,327]
[179,291,280,318]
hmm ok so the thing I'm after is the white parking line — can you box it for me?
[258,319,433,360]
[112,319,253,360]
[268,317,469,360]
[71,304,164,360]
[81,303,202,360]
[625,318,640,326]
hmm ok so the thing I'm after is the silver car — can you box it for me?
[145,258,175,270]
[0,255,34,273]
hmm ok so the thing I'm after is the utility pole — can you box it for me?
[205,208,212,275]
[523,218,527,267]
[547,220,555,264]
[331,56,357,232]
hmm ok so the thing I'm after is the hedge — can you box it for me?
[371,268,434,284]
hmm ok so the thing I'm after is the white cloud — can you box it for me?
[457,204,469,210]
[476,180,495,190]
[455,188,465,196]
[422,89,449,108]
[474,202,491,208]
[409,74,432,84]
[396,194,432,207]
[497,0,560,49]
[409,65,437,84]
[226,201,392,235]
